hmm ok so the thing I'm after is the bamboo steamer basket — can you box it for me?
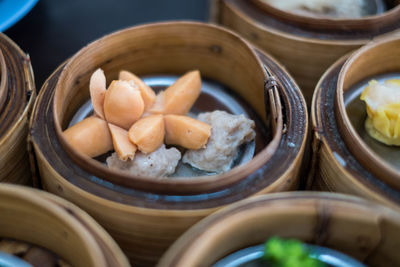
[0,183,129,267]
[211,0,400,104]
[0,33,36,185]
[159,192,400,267]
[30,21,308,266]
[311,34,400,208]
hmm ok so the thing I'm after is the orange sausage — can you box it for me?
[108,123,137,161]
[63,116,112,158]
[104,80,144,129]
[164,114,211,150]
[119,70,156,111]
[89,68,107,119]
[128,115,165,153]
[149,70,201,115]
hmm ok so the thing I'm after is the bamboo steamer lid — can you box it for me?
[310,34,400,208]
[30,21,308,266]
[158,192,400,267]
[212,0,400,104]
[0,183,129,267]
[0,33,36,185]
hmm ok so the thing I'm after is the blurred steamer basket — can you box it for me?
[311,34,400,208]
[0,33,36,185]
[159,192,400,267]
[0,183,129,267]
[210,0,400,104]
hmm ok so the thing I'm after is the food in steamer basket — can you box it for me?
[63,69,256,177]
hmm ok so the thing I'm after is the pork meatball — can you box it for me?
[182,110,255,174]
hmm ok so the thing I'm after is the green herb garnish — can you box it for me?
[263,237,326,267]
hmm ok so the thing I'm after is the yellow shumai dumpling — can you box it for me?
[360,79,400,146]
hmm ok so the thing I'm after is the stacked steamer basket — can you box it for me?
[0,33,36,185]
[211,0,400,103]
[159,192,400,267]
[311,34,400,208]
[30,22,308,266]
[0,183,129,267]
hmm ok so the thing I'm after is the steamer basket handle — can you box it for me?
[263,65,283,135]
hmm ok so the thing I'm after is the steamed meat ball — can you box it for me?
[183,110,256,174]
[107,144,181,177]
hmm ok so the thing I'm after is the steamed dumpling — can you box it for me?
[360,79,400,146]
[263,0,366,18]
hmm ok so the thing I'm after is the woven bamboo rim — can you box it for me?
[0,33,36,185]
[30,21,307,266]
[336,35,400,190]
[0,50,7,112]
[311,52,400,208]
[52,22,284,194]
[158,192,400,267]
[251,0,400,31]
[0,183,129,267]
